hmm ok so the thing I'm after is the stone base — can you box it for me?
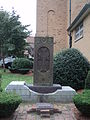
[26,84,62,94]
[5,81,76,103]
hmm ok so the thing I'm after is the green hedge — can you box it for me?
[9,58,33,74]
[85,70,90,89]
[9,68,30,74]
[73,90,90,116]
[53,48,90,90]
[0,92,22,118]
[12,58,33,69]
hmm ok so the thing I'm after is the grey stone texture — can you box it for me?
[34,37,53,86]
[5,81,76,103]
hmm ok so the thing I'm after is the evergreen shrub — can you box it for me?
[53,48,90,90]
[85,70,90,89]
[73,90,90,116]
[12,58,33,69]
[0,92,22,118]
[9,58,33,74]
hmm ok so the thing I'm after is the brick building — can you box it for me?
[36,0,90,61]
[68,3,90,61]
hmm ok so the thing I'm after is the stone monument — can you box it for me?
[5,37,76,103]
[26,37,61,94]
[34,37,53,86]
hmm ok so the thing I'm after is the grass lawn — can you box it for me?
[0,68,33,91]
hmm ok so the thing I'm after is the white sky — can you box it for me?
[0,0,36,36]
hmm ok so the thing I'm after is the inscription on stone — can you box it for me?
[34,37,53,86]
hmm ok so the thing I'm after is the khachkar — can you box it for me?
[5,38,76,103]
[34,37,53,86]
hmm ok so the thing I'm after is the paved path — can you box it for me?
[1,103,77,120]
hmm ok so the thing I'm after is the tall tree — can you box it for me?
[0,9,31,71]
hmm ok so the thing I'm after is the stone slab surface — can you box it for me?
[5,81,76,103]
[36,103,53,110]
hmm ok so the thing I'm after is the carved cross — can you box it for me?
[37,47,50,72]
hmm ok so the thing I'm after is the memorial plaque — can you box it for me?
[34,37,53,86]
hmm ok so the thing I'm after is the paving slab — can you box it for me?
[0,103,77,120]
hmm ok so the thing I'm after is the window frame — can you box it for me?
[75,22,83,42]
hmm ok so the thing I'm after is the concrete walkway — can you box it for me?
[1,103,77,120]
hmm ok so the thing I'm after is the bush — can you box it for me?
[85,70,90,89]
[0,88,2,92]
[9,58,33,74]
[9,68,30,74]
[0,92,22,118]
[73,90,90,116]
[12,58,33,69]
[53,48,90,90]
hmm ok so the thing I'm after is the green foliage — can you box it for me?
[0,74,2,92]
[0,87,2,92]
[0,92,22,118]
[53,48,90,90]
[10,58,33,74]
[73,90,90,116]
[85,71,90,89]
[0,73,1,85]
[0,9,31,58]
[12,58,33,69]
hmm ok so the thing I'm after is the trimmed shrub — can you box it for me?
[9,58,33,74]
[53,48,90,90]
[85,70,90,89]
[12,58,33,69]
[9,68,30,74]
[0,92,22,118]
[73,90,90,116]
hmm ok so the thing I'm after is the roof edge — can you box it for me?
[67,3,90,32]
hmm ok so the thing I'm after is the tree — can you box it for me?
[0,9,31,71]
[0,10,11,71]
[8,10,31,57]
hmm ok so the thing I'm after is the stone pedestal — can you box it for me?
[27,84,62,94]
[5,81,76,103]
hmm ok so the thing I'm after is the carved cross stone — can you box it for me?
[34,37,53,86]
[37,47,50,72]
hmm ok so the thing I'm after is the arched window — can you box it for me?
[47,10,55,36]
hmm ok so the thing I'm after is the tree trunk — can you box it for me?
[2,56,6,72]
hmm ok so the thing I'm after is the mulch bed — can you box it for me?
[25,70,33,76]
[7,70,33,76]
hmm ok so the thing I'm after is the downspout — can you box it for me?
[69,0,72,48]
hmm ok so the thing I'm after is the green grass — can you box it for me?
[0,68,33,91]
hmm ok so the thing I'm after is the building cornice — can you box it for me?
[67,3,90,32]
